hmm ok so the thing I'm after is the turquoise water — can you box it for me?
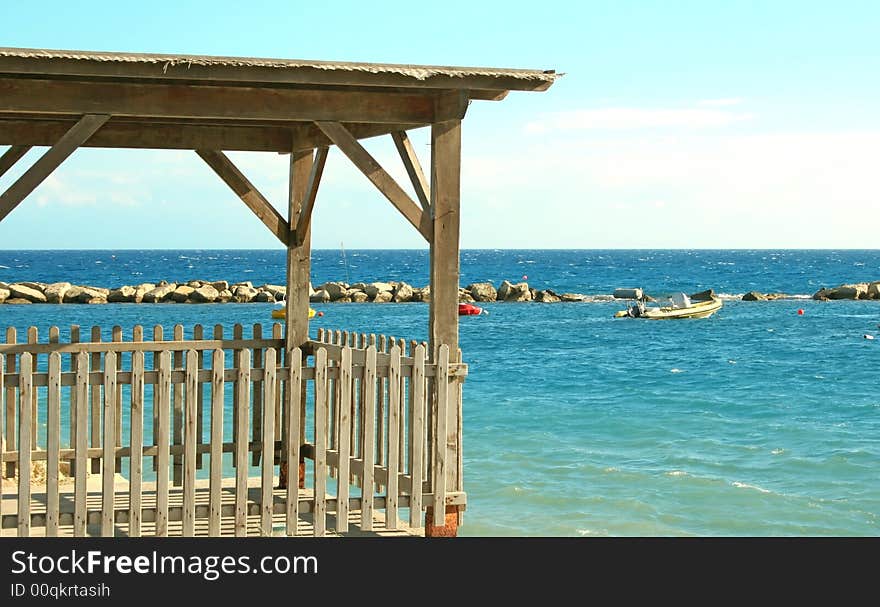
[1,250,878,536]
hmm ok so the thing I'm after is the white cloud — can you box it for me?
[525,106,753,133]
[458,128,880,248]
[34,174,99,207]
[697,98,744,107]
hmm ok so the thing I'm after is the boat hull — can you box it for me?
[639,297,722,320]
[271,308,317,319]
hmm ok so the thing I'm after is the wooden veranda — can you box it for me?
[0,47,557,537]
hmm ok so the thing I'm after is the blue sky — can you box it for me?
[1,0,878,249]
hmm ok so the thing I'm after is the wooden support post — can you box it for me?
[285,148,314,351]
[0,115,109,222]
[426,118,462,537]
[196,149,290,247]
[278,147,313,493]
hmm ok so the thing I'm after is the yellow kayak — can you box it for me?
[271,307,318,319]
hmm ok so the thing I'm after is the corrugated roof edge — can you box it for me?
[0,47,559,83]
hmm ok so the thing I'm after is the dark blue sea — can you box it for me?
[2,249,879,536]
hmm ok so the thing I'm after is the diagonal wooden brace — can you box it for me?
[0,145,31,179]
[196,149,290,247]
[292,146,328,247]
[0,115,109,223]
[391,131,431,213]
[315,121,432,241]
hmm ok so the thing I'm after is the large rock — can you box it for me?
[108,285,138,303]
[317,282,348,301]
[210,280,229,292]
[365,282,394,298]
[411,286,430,302]
[190,285,220,302]
[170,285,195,302]
[535,289,561,303]
[217,289,233,303]
[467,282,497,302]
[64,286,108,304]
[19,281,47,291]
[742,291,768,301]
[813,283,869,300]
[867,282,880,300]
[133,283,155,303]
[497,280,532,302]
[231,281,253,290]
[458,290,475,303]
[372,290,392,303]
[233,286,258,303]
[9,283,47,303]
[254,290,276,303]
[351,291,369,303]
[310,289,330,303]
[392,282,414,302]
[0,288,9,303]
[5,298,32,304]
[186,280,205,288]
[142,283,177,303]
[560,293,587,302]
[44,282,72,303]
[262,284,287,300]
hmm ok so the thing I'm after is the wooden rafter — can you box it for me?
[293,147,328,247]
[316,121,431,241]
[0,114,109,223]
[0,77,437,125]
[196,150,289,246]
[391,131,430,213]
[0,145,31,179]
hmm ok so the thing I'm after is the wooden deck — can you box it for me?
[1,476,423,537]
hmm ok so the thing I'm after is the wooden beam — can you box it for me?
[391,131,430,212]
[0,77,436,125]
[0,119,294,152]
[0,145,30,178]
[286,149,314,350]
[196,149,289,247]
[315,121,431,241]
[434,90,470,122]
[293,146,328,247]
[0,114,109,223]
[0,118,427,153]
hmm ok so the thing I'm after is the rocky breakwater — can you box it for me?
[812,281,880,301]
[0,278,626,305]
[0,279,292,305]
[309,279,594,304]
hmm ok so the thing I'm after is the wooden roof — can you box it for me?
[0,47,559,152]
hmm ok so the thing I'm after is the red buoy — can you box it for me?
[797,309,804,315]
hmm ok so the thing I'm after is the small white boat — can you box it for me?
[615,289,722,320]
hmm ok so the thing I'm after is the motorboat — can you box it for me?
[615,289,722,320]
